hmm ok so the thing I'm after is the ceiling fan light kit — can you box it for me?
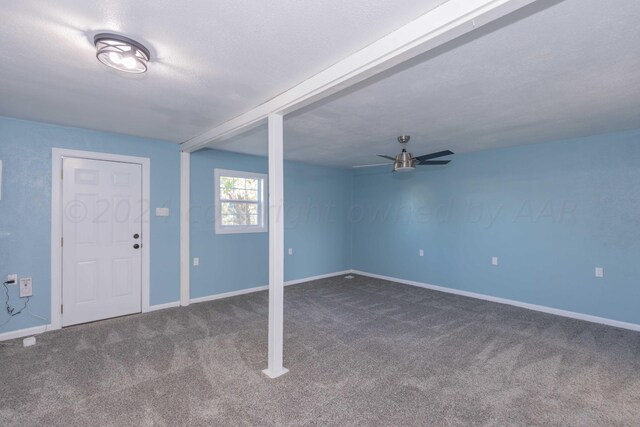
[393,150,416,172]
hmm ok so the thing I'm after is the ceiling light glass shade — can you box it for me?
[94,33,150,74]
[393,151,416,172]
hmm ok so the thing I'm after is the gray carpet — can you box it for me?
[1,275,640,426]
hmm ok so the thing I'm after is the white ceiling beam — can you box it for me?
[181,0,539,152]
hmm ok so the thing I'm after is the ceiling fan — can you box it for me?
[353,135,454,172]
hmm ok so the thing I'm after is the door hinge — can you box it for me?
[61,237,63,247]
[61,169,63,179]
[61,304,63,314]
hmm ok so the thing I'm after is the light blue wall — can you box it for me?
[0,117,181,333]
[284,161,351,280]
[190,149,268,298]
[190,149,351,298]
[3,114,638,332]
[351,130,640,324]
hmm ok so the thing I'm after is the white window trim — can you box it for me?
[214,168,268,234]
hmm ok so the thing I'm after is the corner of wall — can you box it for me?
[348,168,355,270]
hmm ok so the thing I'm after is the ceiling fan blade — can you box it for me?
[416,160,451,165]
[352,162,393,168]
[414,150,454,162]
[376,155,396,161]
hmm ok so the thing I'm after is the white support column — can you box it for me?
[180,151,191,307]
[262,113,288,379]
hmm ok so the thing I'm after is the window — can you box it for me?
[214,168,267,234]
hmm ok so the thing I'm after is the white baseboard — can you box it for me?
[351,270,640,332]
[148,301,180,312]
[0,324,52,342]
[190,271,352,305]
[1,272,351,340]
[284,270,352,287]
[190,285,270,304]
[1,301,180,341]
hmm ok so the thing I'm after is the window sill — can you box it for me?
[215,225,268,235]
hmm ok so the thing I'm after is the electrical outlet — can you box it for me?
[193,257,199,266]
[7,274,17,284]
[419,249,424,257]
[492,257,498,266]
[19,277,32,297]
[288,248,293,255]
[595,267,604,278]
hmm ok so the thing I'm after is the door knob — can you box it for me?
[133,243,140,249]
[133,233,140,239]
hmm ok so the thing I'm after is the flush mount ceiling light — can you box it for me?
[94,33,150,74]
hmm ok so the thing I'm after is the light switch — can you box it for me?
[193,257,199,266]
[288,248,293,255]
[595,267,604,278]
[419,249,424,257]
[155,207,170,217]
[492,257,498,266]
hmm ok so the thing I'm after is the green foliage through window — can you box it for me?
[219,174,262,227]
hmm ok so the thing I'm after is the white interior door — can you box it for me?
[62,157,142,327]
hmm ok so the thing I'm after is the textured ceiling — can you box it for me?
[218,0,640,167]
[2,0,639,167]
[0,0,446,142]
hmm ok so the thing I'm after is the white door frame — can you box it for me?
[51,148,151,330]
